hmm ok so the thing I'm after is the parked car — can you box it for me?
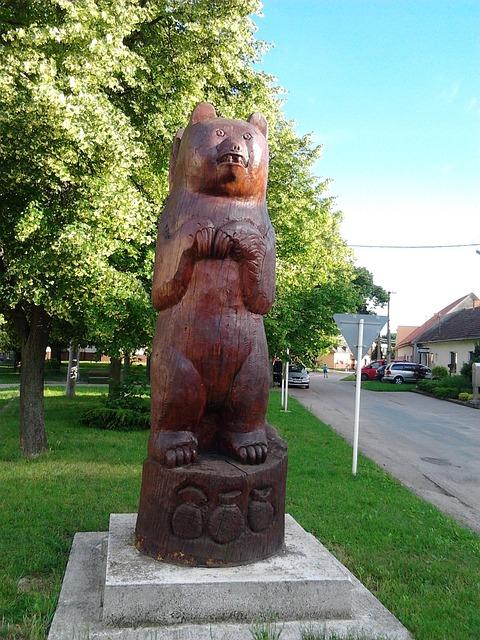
[360,359,386,381]
[272,359,283,385]
[376,364,386,381]
[288,363,310,388]
[382,362,432,384]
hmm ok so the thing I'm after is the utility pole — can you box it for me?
[386,291,396,364]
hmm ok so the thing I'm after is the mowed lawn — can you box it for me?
[1,388,479,640]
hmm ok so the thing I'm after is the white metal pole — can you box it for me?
[281,365,285,408]
[284,359,289,411]
[352,319,364,476]
[283,347,290,412]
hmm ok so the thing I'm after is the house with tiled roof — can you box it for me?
[395,293,480,371]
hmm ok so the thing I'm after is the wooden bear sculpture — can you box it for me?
[136,104,287,566]
[148,102,275,467]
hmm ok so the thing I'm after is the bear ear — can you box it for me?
[189,102,217,125]
[169,127,184,190]
[248,112,268,139]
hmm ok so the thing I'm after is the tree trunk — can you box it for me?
[123,352,131,381]
[109,356,122,397]
[66,342,79,397]
[17,306,50,457]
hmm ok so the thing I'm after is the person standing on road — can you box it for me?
[322,363,329,378]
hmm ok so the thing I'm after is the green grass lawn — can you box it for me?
[341,375,414,392]
[1,388,479,639]
[361,379,415,392]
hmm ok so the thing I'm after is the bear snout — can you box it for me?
[216,138,249,168]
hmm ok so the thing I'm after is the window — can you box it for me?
[449,351,457,374]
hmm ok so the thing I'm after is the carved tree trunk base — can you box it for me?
[135,426,287,567]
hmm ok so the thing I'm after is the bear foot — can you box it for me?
[219,428,268,465]
[148,430,198,468]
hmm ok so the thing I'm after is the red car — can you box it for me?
[361,359,386,381]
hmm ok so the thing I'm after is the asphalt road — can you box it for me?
[291,371,480,533]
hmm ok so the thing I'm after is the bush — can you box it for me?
[417,379,440,393]
[81,379,150,431]
[444,374,471,391]
[123,363,148,383]
[460,343,480,382]
[431,365,449,380]
[458,392,473,402]
[432,387,450,398]
[417,375,471,399]
[81,406,150,431]
[106,379,150,412]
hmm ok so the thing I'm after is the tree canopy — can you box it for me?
[1,0,386,454]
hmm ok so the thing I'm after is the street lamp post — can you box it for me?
[386,291,396,364]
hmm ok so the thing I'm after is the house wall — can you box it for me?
[321,348,353,370]
[423,340,478,372]
[395,345,413,361]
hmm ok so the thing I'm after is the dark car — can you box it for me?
[360,359,386,381]
[272,359,283,385]
[376,364,386,380]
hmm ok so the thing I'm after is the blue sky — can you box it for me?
[254,1,480,329]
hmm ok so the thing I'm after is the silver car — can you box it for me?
[288,364,310,388]
[383,362,432,384]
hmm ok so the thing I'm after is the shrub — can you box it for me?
[106,379,150,412]
[419,374,471,400]
[460,343,480,382]
[81,379,150,431]
[81,407,150,431]
[417,379,436,392]
[432,387,450,398]
[444,374,471,392]
[431,365,449,380]
[458,392,473,402]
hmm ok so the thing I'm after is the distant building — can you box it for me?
[395,293,480,370]
[321,337,353,371]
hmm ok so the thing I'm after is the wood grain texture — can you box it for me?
[136,426,287,566]
[148,102,275,467]
[136,103,286,566]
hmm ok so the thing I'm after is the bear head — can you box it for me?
[169,102,268,200]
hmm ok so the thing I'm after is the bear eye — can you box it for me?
[216,129,225,137]
[243,132,252,140]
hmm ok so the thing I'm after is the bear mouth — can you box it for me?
[217,153,248,168]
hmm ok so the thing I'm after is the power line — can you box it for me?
[348,242,480,249]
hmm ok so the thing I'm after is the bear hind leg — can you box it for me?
[149,349,206,468]
[219,351,269,465]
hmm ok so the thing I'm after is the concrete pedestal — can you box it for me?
[106,514,351,625]
[48,514,411,640]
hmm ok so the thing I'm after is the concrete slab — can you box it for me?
[48,516,412,640]
[103,514,353,625]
